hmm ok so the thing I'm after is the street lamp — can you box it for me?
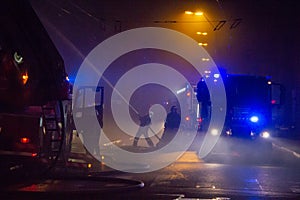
[202,58,210,61]
[184,10,203,16]
[184,11,194,15]
[198,42,208,46]
[194,11,203,16]
[196,31,208,35]
[184,10,209,46]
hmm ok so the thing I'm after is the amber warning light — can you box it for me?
[22,72,29,85]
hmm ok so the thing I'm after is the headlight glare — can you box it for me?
[250,116,259,123]
[261,131,270,138]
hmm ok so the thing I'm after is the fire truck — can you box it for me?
[174,83,199,130]
[0,1,104,175]
[197,72,284,138]
[196,71,285,158]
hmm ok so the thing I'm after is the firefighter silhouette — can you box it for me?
[133,112,154,147]
[196,79,211,131]
[157,106,181,147]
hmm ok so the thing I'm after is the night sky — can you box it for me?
[30,0,300,83]
[28,0,300,127]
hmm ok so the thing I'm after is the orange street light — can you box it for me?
[198,42,208,46]
[196,32,208,35]
[185,11,194,15]
[194,11,203,16]
[185,10,204,16]
[202,58,210,61]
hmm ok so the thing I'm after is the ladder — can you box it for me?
[41,102,64,161]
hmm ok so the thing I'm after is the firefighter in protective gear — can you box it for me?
[133,112,154,147]
[157,106,181,147]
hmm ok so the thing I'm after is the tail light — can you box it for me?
[20,137,30,144]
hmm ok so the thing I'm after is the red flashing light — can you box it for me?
[20,137,30,144]
[31,153,38,157]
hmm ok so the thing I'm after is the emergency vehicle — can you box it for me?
[0,1,104,174]
[196,72,284,139]
[195,71,285,160]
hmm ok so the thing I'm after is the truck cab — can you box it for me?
[197,73,284,139]
[224,75,272,138]
[196,73,286,160]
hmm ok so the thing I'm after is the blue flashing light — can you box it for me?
[250,116,259,123]
[66,76,75,84]
[213,73,220,78]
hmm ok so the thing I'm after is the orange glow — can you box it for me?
[196,32,208,35]
[185,11,193,15]
[194,11,203,16]
[185,10,203,16]
[20,137,30,144]
[185,116,190,121]
[22,72,29,85]
[186,92,191,97]
[198,42,208,46]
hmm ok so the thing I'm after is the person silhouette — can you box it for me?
[133,112,154,147]
[157,106,181,147]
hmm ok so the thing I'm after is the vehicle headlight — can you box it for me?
[260,131,270,138]
[211,128,219,136]
[250,115,259,123]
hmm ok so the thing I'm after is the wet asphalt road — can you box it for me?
[1,135,300,199]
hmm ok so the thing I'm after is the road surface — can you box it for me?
[1,133,300,199]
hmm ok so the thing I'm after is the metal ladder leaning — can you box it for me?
[41,102,64,162]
